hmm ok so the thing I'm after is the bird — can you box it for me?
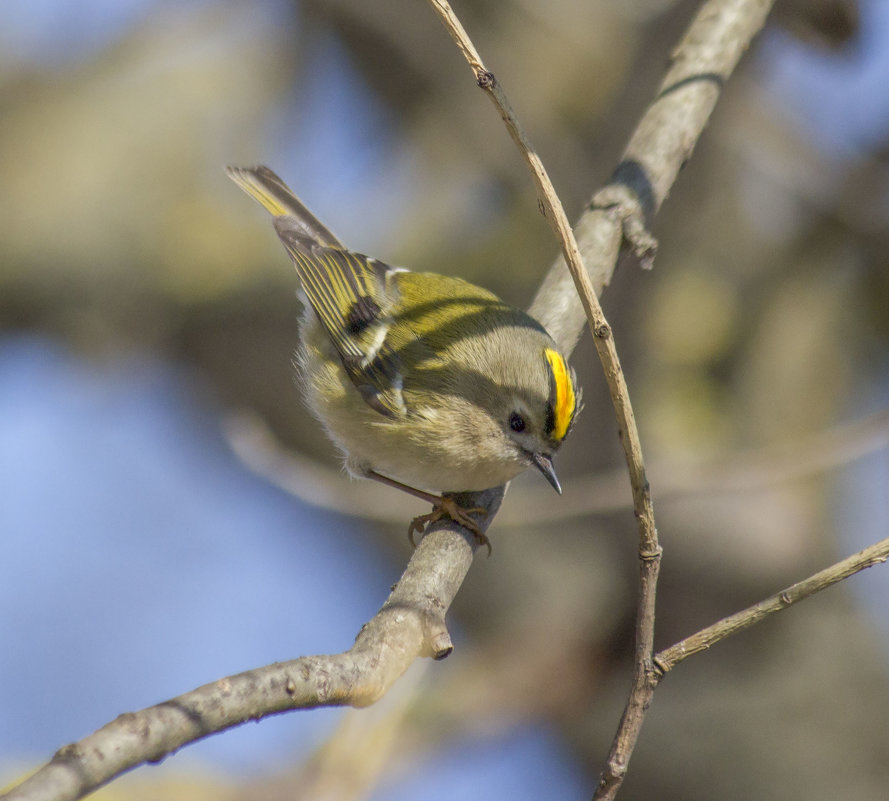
[226,165,579,550]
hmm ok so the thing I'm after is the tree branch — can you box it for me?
[583,1,778,797]
[531,0,778,355]
[425,3,665,800]
[0,491,500,801]
[654,536,889,676]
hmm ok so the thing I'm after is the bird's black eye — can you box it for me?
[509,412,526,433]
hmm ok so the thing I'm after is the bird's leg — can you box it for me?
[364,470,490,554]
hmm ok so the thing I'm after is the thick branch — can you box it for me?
[0,489,501,801]
[531,0,777,356]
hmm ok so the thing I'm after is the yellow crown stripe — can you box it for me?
[545,348,575,442]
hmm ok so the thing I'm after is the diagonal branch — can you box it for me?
[0,502,499,801]
[532,0,778,355]
[654,536,889,675]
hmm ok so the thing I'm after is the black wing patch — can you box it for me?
[273,217,406,418]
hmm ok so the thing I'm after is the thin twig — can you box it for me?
[425,3,663,799]
[654,536,889,674]
[587,0,779,795]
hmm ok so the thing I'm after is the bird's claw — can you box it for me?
[408,498,491,555]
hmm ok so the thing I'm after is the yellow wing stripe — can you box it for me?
[545,348,575,442]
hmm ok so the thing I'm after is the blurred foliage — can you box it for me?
[3,0,889,799]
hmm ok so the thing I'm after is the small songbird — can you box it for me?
[227,166,579,548]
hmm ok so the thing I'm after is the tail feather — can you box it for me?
[227,163,405,418]
[225,165,343,248]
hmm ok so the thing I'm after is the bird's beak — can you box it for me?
[532,452,562,495]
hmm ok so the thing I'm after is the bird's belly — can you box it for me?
[297,322,527,493]
[323,405,525,493]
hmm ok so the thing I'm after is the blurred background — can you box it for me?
[2,0,888,799]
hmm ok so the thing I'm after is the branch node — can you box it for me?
[601,760,628,784]
[651,655,669,678]
[477,69,496,89]
[430,631,454,660]
[627,220,658,270]
[591,182,659,269]
[639,546,663,562]
[594,322,612,339]
[54,743,80,761]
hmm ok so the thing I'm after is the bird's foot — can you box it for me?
[408,498,490,555]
